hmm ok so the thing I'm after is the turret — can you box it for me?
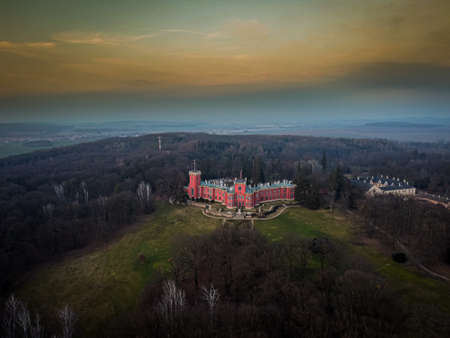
[188,170,202,199]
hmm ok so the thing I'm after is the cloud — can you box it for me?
[206,31,225,39]
[157,19,270,43]
[0,41,55,49]
[227,19,270,41]
[130,33,161,41]
[0,40,56,58]
[2,2,449,99]
[52,31,163,45]
[52,32,121,45]
[52,29,223,46]
[160,29,224,40]
[337,62,450,91]
[161,29,204,36]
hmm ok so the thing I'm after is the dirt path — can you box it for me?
[373,225,450,282]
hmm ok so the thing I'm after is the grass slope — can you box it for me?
[255,207,350,241]
[17,205,450,336]
[255,207,450,313]
[18,204,220,336]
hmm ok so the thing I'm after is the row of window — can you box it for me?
[200,191,294,199]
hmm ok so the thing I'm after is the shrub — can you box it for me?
[392,252,408,263]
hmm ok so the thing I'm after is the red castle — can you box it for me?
[185,167,296,209]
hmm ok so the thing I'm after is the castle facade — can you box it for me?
[185,170,296,209]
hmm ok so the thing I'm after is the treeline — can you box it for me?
[294,163,362,211]
[0,133,449,292]
[0,173,154,292]
[130,224,449,338]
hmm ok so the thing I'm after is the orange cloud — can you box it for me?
[52,32,120,45]
[0,41,55,49]
[1,1,449,97]
[227,19,270,41]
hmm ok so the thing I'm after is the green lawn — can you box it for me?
[17,205,450,336]
[255,207,350,241]
[18,204,220,336]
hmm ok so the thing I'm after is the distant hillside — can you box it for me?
[0,122,73,136]
[364,121,440,128]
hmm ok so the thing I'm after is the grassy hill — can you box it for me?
[17,204,450,336]
[17,204,221,336]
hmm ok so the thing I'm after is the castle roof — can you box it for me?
[200,177,295,193]
[247,180,295,193]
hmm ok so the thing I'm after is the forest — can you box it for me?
[0,133,449,337]
[134,223,448,338]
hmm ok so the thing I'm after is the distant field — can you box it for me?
[0,139,101,158]
[17,205,450,336]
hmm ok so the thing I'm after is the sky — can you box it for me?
[0,0,449,123]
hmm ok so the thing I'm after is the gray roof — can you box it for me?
[352,175,415,191]
[247,180,295,193]
[200,178,295,193]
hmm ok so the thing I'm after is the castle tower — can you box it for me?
[234,169,247,208]
[188,161,201,199]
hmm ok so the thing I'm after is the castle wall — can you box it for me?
[187,170,295,209]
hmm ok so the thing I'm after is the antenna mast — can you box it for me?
[158,136,162,152]
[193,159,196,171]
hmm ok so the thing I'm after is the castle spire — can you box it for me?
[193,159,196,171]
[240,168,243,179]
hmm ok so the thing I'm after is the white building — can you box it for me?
[353,175,416,197]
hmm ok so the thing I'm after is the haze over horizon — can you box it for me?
[1,0,449,123]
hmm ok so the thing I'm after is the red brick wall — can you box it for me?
[188,172,295,207]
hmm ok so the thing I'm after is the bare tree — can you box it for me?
[53,183,65,202]
[201,284,219,325]
[29,314,43,338]
[17,301,31,338]
[137,181,152,211]
[277,237,310,280]
[97,195,108,221]
[42,203,55,219]
[80,181,89,203]
[3,295,44,338]
[156,280,186,323]
[310,237,336,271]
[3,294,19,338]
[58,305,76,338]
